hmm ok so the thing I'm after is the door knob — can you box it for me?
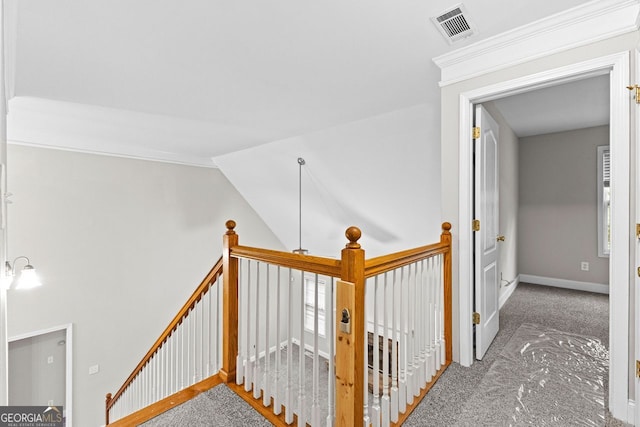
[496,235,505,242]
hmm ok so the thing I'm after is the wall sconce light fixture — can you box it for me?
[2,256,42,290]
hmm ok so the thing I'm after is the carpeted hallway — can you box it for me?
[143,283,625,426]
[405,282,622,426]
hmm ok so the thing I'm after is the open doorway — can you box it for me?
[458,52,630,418]
[9,324,73,426]
[472,74,611,359]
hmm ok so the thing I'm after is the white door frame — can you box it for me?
[634,47,640,427]
[457,52,630,420]
[9,323,73,427]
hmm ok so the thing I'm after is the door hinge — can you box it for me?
[472,219,480,232]
[472,312,480,324]
[636,223,640,238]
[637,267,640,278]
[636,360,640,378]
[472,127,480,139]
[628,85,640,104]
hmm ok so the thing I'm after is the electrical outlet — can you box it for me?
[581,261,589,271]
[47,356,53,364]
[48,400,54,406]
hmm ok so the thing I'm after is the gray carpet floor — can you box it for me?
[405,282,626,427]
[142,283,629,426]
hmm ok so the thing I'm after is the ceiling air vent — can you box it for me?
[431,4,477,44]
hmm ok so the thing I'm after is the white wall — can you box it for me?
[214,103,443,259]
[518,126,609,285]
[6,144,284,426]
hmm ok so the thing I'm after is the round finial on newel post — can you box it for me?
[345,226,362,249]
[226,220,237,235]
[442,222,452,233]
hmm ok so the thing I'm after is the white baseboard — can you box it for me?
[520,274,609,295]
[627,399,635,425]
[498,275,520,309]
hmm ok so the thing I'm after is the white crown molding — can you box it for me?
[5,97,277,168]
[433,0,640,86]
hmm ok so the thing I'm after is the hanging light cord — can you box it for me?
[297,157,305,251]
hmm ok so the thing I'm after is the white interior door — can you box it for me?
[474,104,500,360]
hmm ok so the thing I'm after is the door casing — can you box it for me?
[457,52,630,420]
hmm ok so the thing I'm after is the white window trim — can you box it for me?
[303,275,326,337]
[597,145,610,258]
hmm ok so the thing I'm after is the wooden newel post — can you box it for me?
[441,222,453,363]
[335,226,366,426]
[105,393,112,425]
[221,220,239,383]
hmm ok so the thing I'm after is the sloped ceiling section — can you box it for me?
[214,104,442,258]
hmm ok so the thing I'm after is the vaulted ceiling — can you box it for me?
[8,0,595,165]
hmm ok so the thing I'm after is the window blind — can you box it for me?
[603,148,610,187]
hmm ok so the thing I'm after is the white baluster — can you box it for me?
[371,276,381,427]
[254,262,262,399]
[398,267,407,414]
[236,261,244,385]
[274,266,282,415]
[412,263,421,397]
[434,256,442,369]
[298,270,306,425]
[143,352,151,406]
[285,268,294,425]
[215,276,222,371]
[411,263,420,399]
[429,257,437,378]
[199,293,205,382]
[418,261,427,387]
[381,272,390,427]
[186,310,191,389]
[439,255,446,366]
[245,260,253,392]
[390,270,399,423]
[179,324,184,391]
[425,258,433,380]
[159,344,164,400]
[263,264,271,407]
[312,274,321,426]
[326,277,335,427]
[205,286,210,377]
[168,333,174,395]
[363,278,370,427]
[405,265,415,406]
[196,302,202,384]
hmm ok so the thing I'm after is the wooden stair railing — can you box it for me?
[222,221,452,426]
[105,256,224,425]
[105,220,452,426]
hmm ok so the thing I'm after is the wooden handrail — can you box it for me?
[106,221,453,425]
[364,241,449,278]
[106,256,224,413]
[230,245,342,277]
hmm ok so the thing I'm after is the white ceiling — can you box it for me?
[491,75,610,137]
[8,0,596,163]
